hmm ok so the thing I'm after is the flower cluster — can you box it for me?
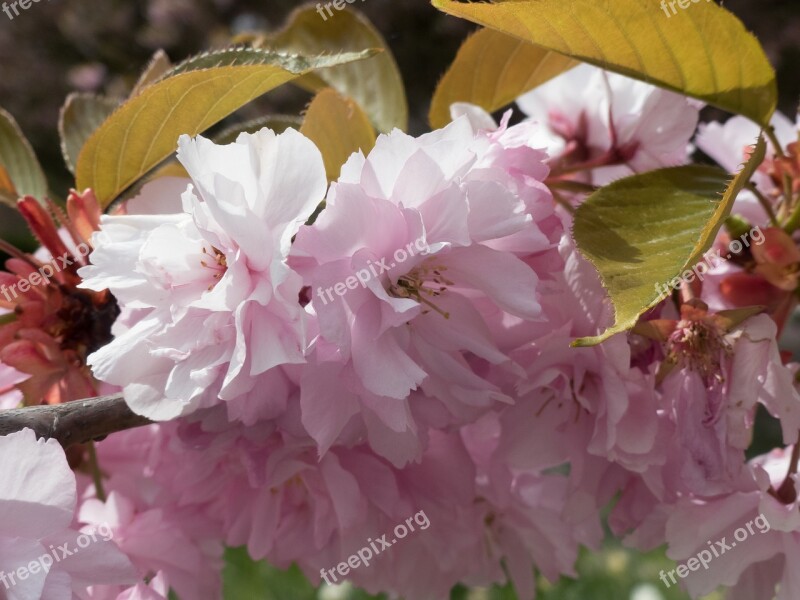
[2,62,800,600]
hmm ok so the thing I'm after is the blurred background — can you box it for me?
[1,1,798,598]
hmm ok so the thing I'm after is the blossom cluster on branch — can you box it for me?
[0,2,798,598]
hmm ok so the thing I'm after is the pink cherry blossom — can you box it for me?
[114,572,169,600]
[131,406,590,600]
[642,306,800,497]
[80,128,327,422]
[0,429,136,599]
[695,112,796,185]
[291,114,558,466]
[625,447,799,599]
[79,492,222,600]
[517,63,700,184]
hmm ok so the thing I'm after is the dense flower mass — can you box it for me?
[60,87,800,597]
[0,11,799,598]
[291,113,559,466]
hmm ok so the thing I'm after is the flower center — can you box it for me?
[387,262,453,319]
[666,319,731,386]
[201,246,228,290]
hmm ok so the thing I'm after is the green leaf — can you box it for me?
[301,88,376,181]
[75,47,375,207]
[430,28,576,129]
[572,136,766,347]
[0,107,48,205]
[265,4,408,132]
[431,0,777,126]
[59,93,119,175]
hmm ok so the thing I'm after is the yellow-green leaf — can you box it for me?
[158,47,373,78]
[0,107,47,205]
[131,49,172,96]
[301,89,376,181]
[144,161,189,181]
[432,0,777,126]
[430,28,576,128]
[75,47,374,207]
[572,136,766,346]
[59,93,119,174]
[266,4,407,133]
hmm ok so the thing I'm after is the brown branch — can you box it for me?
[0,393,152,447]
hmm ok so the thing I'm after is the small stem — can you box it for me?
[86,440,107,502]
[0,239,43,269]
[783,200,800,234]
[551,190,576,214]
[548,148,622,177]
[787,439,800,478]
[781,173,795,217]
[763,127,795,217]
[746,183,779,227]
[546,179,599,195]
[769,438,800,505]
[765,126,787,159]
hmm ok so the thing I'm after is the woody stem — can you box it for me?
[0,392,151,448]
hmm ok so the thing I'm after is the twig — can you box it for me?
[745,182,779,227]
[764,125,786,159]
[0,393,152,448]
[86,440,107,501]
[769,438,800,504]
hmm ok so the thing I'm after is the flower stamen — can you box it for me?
[201,246,228,291]
[388,262,453,319]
